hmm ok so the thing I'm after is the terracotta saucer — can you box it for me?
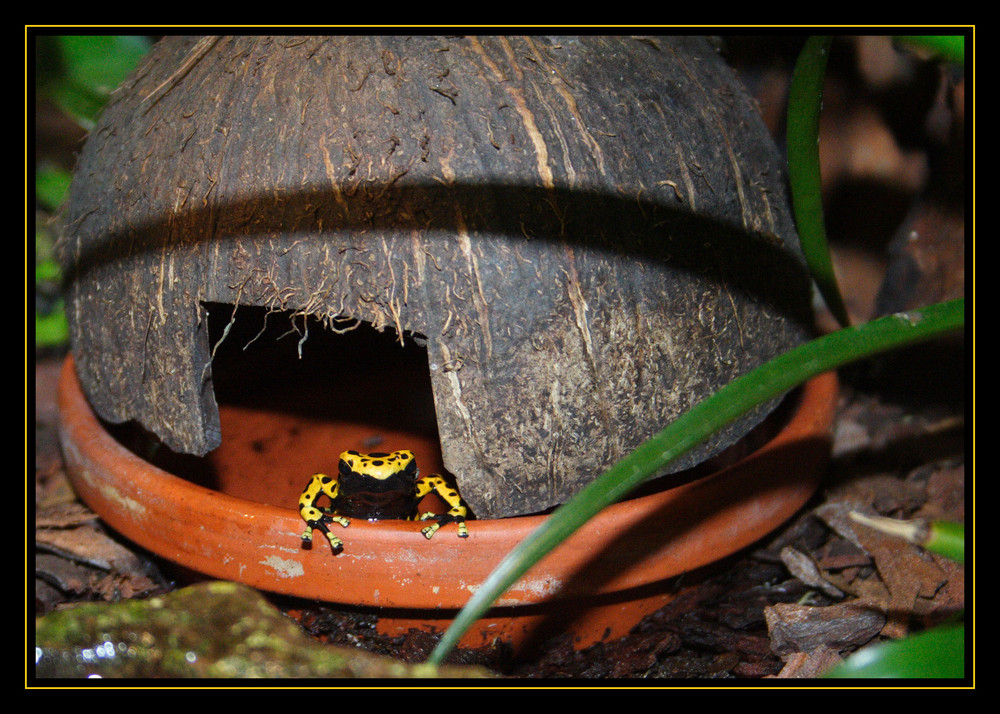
[57,355,837,652]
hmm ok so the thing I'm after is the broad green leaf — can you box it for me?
[824,623,965,678]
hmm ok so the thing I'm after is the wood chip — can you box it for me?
[771,646,844,678]
[35,523,147,573]
[35,502,100,529]
[765,601,885,656]
[780,546,844,598]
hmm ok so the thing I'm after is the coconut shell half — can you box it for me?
[58,35,812,517]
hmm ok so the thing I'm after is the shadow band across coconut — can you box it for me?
[58,354,837,651]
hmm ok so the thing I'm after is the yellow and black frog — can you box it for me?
[299,449,470,553]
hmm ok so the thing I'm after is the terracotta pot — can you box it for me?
[57,354,837,653]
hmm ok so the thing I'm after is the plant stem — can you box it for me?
[849,512,965,564]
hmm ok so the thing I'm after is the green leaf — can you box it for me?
[44,35,152,128]
[897,35,966,65]
[428,298,964,663]
[787,36,851,328]
[57,35,151,91]
[35,303,70,348]
[824,623,965,678]
[35,164,73,211]
[926,520,965,564]
[36,258,62,284]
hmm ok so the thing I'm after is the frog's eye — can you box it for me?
[338,454,358,477]
[399,456,418,480]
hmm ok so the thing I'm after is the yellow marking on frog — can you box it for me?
[298,449,470,554]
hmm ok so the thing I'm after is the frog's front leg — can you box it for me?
[299,473,350,552]
[415,474,470,540]
[301,513,351,551]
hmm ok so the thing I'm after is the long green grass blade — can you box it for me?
[428,298,964,663]
[787,36,851,329]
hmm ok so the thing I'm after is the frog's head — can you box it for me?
[338,450,418,482]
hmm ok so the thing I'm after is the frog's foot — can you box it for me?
[302,515,351,552]
[419,512,469,540]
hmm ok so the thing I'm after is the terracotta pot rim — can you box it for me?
[58,354,837,611]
